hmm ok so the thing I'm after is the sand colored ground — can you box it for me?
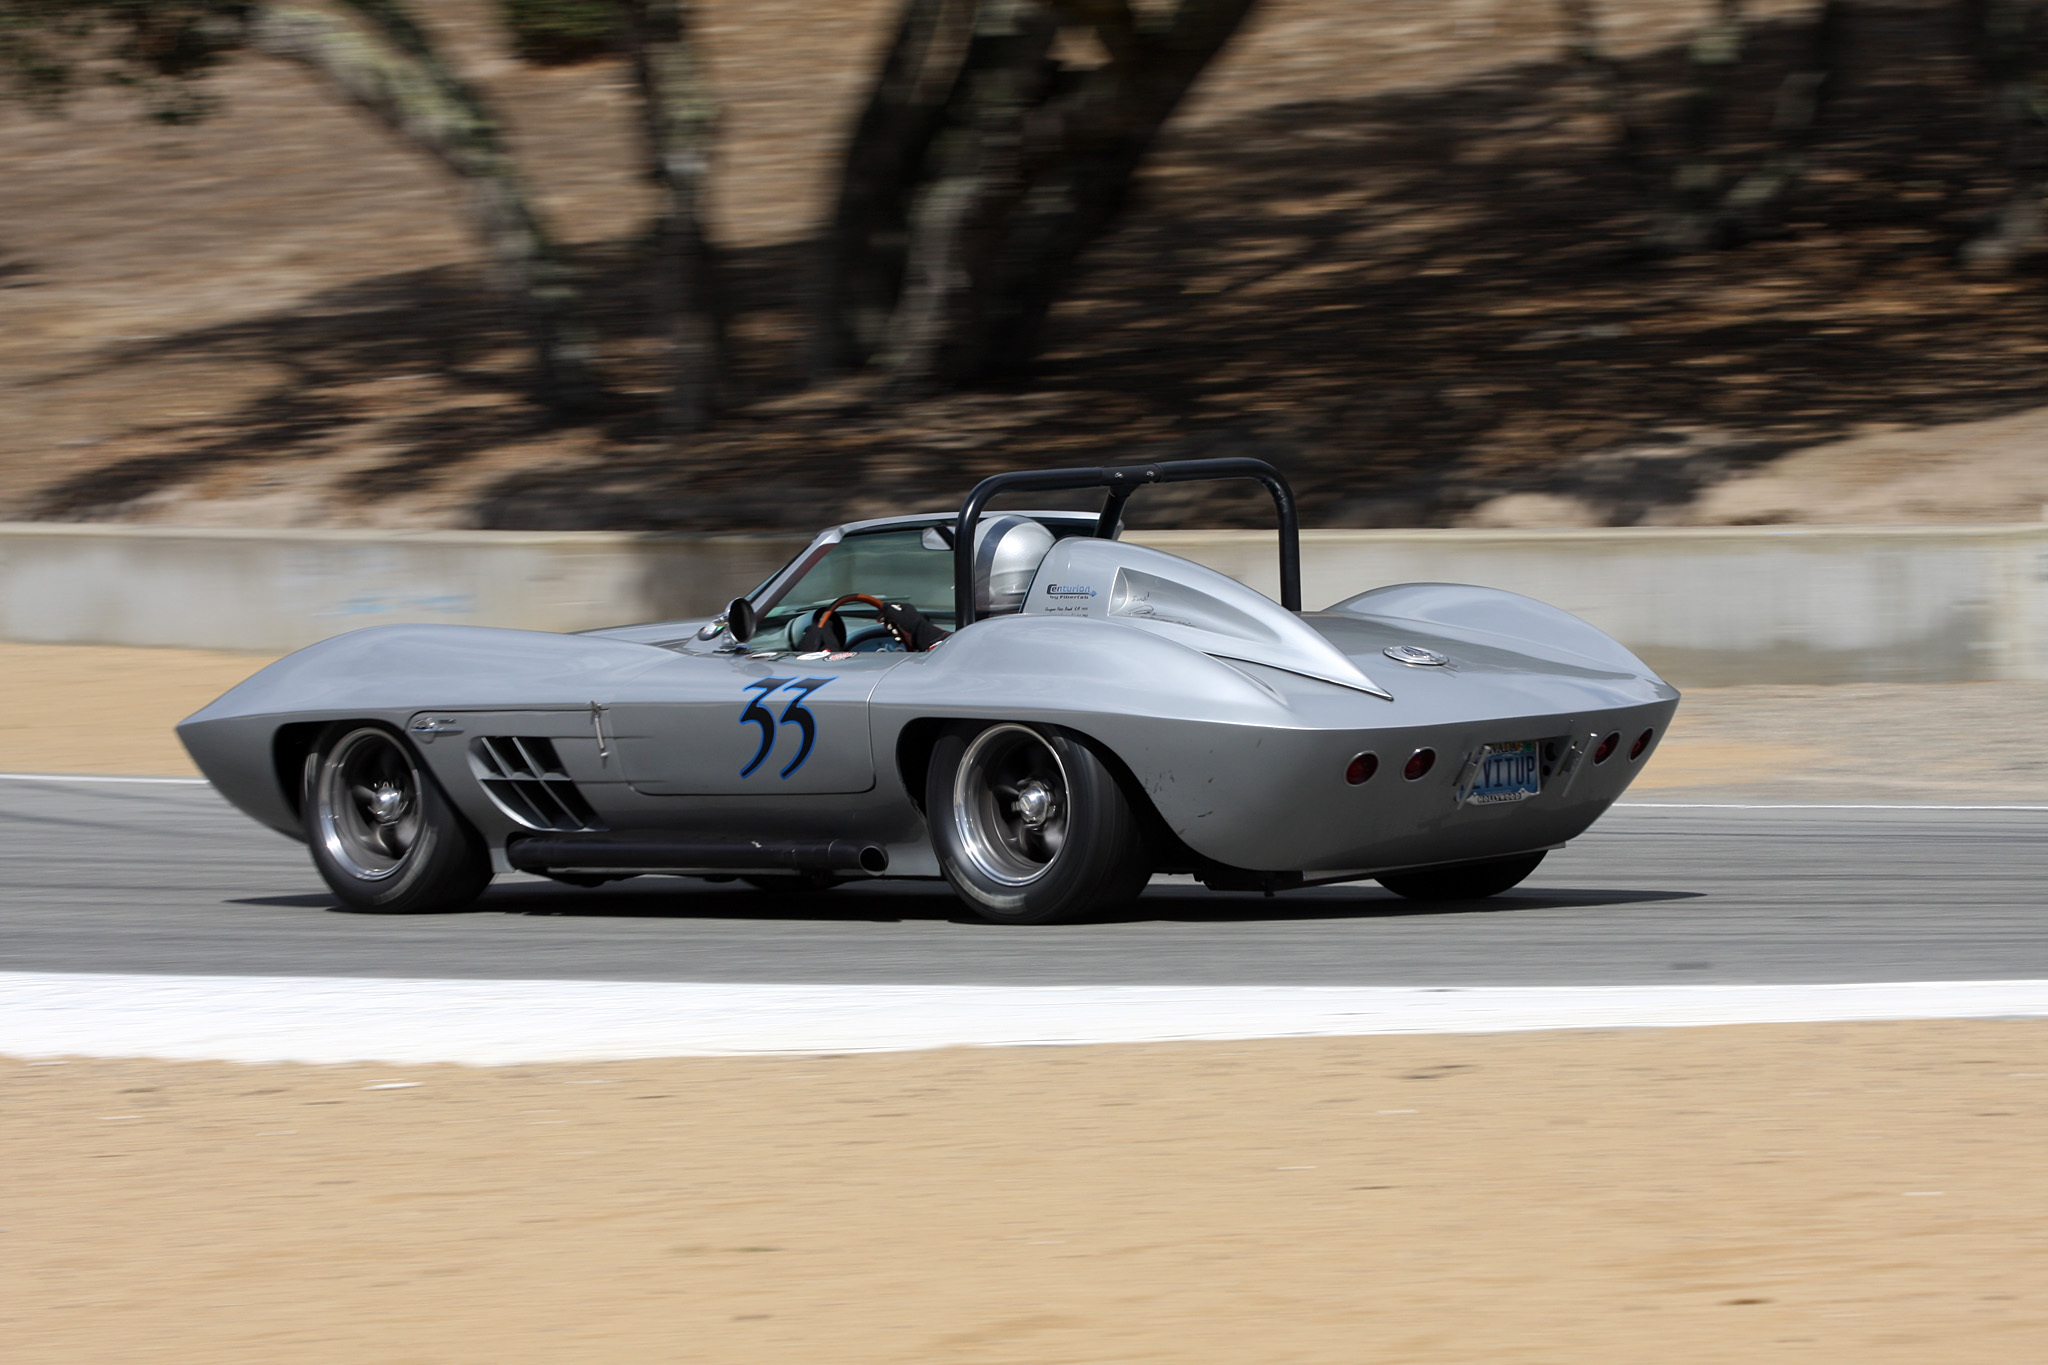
[0,641,277,776]
[1627,679,2048,802]
[1673,409,2048,528]
[6,1021,2047,1363]
[4,640,2044,799]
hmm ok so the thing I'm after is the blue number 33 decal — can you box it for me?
[739,676,833,778]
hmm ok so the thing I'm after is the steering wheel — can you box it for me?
[808,593,910,651]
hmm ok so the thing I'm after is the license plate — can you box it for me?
[1464,740,1541,806]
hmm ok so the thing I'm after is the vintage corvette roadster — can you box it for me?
[178,458,1680,924]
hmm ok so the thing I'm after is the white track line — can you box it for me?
[3,974,2045,1065]
[0,772,208,785]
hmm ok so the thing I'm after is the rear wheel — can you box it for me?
[927,722,1151,925]
[1376,851,1545,902]
[303,722,493,913]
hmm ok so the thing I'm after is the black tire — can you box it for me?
[303,721,493,913]
[1376,851,1546,902]
[927,722,1151,925]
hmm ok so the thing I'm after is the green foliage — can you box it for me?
[1,0,244,122]
[2,0,93,109]
[498,0,615,65]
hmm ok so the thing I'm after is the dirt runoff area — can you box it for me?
[5,639,2046,801]
[6,1023,2047,1362]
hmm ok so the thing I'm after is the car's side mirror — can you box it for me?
[724,596,757,644]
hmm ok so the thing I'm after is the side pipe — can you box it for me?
[507,833,889,875]
[954,457,1301,626]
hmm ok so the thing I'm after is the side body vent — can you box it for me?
[468,736,604,832]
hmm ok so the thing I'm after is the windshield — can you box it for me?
[745,527,956,649]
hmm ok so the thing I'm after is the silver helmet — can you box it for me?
[972,515,1056,615]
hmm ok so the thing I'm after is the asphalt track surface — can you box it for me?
[2,777,2043,987]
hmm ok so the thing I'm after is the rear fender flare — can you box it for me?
[895,716,1187,867]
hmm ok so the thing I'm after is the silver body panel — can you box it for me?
[179,516,1679,885]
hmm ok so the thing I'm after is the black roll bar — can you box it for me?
[952,457,1301,626]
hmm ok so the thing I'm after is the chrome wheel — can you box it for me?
[314,727,423,881]
[951,723,1070,887]
[928,721,1152,925]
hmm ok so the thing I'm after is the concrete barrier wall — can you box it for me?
[3,521,2045,685]
[0,525,809,655]
[1140,525,2048,686]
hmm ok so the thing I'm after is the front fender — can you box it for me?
[176,624,676,839]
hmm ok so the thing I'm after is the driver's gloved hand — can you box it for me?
[878,601,949,652]
[795,613,847,653]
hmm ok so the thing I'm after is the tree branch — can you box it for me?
[1962,0,2048,270]
[246,2,598,413]
[814,0,979,373]
[624,0,723,432]
[1555,0,1650,180]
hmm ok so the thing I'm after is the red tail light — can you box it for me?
[1403,748,1436,781]
[1630,729,1654,761]
[1593,732,1620,764]
[1345,752,1378,785]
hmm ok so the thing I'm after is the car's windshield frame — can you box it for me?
[745,526,960,648]
[731,511,1104,649]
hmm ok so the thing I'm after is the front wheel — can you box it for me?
[927,722,1151,925]
[1376,851,1545,902]
[303,722,493,913]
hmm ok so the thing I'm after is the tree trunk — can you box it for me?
[1555,0,1650,180]
[1567,0,1842,251]
[814,0,979,374]
[1716,0,1845,241]
[954,0,1263,381]
[1962,0,2047,270]
[1655,0,1747,252]
[875,0,1059,386]
[246,3,599,415]
[818,0,1263,390]
[624,0,723,432]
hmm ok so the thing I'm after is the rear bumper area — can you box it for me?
[1113,697,1678,874]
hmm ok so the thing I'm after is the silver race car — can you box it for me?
[179,459,1679,924]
